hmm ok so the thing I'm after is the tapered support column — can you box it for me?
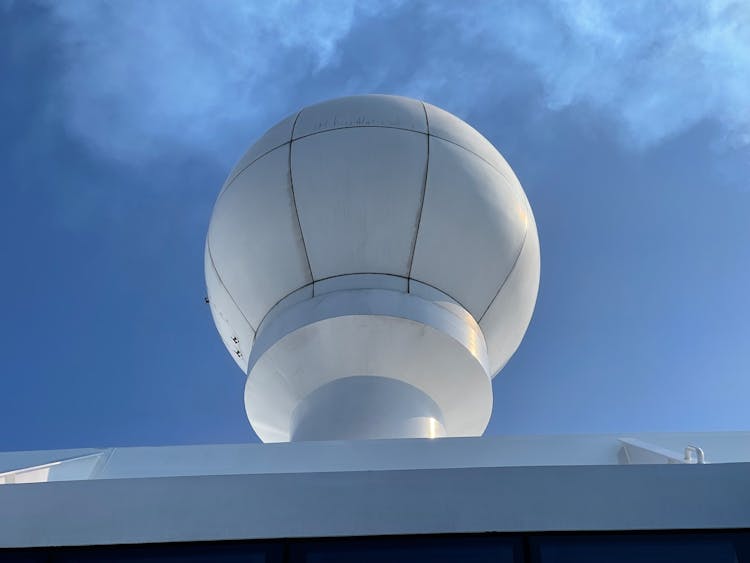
[290,376,447,442]
[244,288,492,442]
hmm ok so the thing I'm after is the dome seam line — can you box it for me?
[288,110,315,291]
[406,101,431,293]
[253,273,475,338]
[206,237,258,334]
[216,128,514,212]
[219,140,290,199]
[293,124,511,187]
[429,133,517,187]
[219,126,428,203]
[292,124,427,143]
[477,225,529,323]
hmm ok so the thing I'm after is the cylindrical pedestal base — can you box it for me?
[244,288,492,442]
[290,376,447,441]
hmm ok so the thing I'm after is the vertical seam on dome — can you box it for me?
[288,110,315,293]
[206,238,257,334]
[407,101,431,293]
[477,225,529,323]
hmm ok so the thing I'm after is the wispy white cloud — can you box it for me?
[435,0,750,150]
[46,0,389,164]
[45,0,749,165]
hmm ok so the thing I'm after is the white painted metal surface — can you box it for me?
[1,433,749,548]
[289,376,448,441]
[2,432,749,484]
[245,289,491,442]
[208,145,311,331]
[205,95,540,441]
[409,136,527,317]
[293,94,428,137]
[0,453,103,484]
[479,202,540,374]
[292,127,426,279]
[222,112,298,194]
[204,242,254,370]
[4,464,750,549]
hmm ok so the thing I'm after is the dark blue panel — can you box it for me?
[533,534,739,563]
[0,548,49,563]
[291,535,522,563]
[52,541,283,562]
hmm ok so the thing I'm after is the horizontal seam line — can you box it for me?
[217,141,291,201]
[292,124,427,142]
[428,133,517,187]
[254,273,474,337]
[216,129,515,208]
[231,123,428,187]
[223,124,430,200]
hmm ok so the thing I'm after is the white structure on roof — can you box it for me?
[205,95,540,442]
[3,96,748,555]
[2,433,750,548]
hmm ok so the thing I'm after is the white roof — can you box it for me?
[0,432,750,483]
[2,432,749,483]
[1,433,749,548]
[0,432,750,547]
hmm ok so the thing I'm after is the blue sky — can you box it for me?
[1,0,749,451]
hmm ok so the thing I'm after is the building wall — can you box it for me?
[1,463,749,548]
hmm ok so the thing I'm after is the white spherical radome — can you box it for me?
[205,95,540,442]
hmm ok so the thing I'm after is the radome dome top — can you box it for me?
[205,94,540,442]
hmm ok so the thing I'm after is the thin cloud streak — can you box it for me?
[439,0,750,150]
[45,1,749,171]
[46,0,394,164]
